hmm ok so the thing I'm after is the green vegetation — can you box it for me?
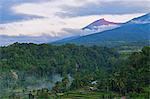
[0,43,149,98]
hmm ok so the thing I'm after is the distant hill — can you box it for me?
[82,18,122,34]
[54,35,81,44]
[82,18,121,30]
[126,13,150,24]
[53,13,150,46]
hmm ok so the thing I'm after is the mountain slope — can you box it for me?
[126,13,150,24]
[53,35,81,44]
[82,18,121,33]
[54,14,150,45]
[55,23,149,45]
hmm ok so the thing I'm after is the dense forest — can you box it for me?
[0,43,149,98]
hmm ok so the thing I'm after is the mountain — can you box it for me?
[126,13,150,24]
[53,35,80,44]
[54,13,150,46]
[82,18,121,32]
[53,19,122,44]
[54,24,150,46]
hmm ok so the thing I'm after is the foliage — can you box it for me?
[0,43,149,98]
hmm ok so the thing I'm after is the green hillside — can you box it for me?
[0,43,149,98]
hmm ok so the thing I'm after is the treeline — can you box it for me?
[0,43,149,97]
[0,42,118,75]
[0,43,118,97]
[50,46,150,96]
[109,46,150,94]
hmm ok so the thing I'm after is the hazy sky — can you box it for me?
[0,0,149,44]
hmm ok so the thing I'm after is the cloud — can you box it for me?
[0,34,59,46]
[0,14,146,37]
[11,0,100,18]
[11,0,150,18]
[0,0,45,23]
[60,0,150,17]
[0,0,149,44]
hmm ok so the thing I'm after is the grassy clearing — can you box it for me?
[59,88,149,99]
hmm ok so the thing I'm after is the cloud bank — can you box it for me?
[0,0,149,45]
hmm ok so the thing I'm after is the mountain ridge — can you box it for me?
[53,13,150,46]
[82,18,121,30]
